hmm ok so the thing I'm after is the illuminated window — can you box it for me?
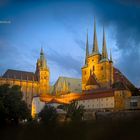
[93,66,94,71]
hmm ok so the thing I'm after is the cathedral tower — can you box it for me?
[36,48,50,94]
[82,20,114,91]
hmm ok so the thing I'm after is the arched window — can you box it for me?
[85,71,86,75]
[93,66,94,71]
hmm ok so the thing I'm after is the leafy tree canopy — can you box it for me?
[63,101,85,121]
[0,84,31,125]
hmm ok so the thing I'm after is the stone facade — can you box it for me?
[0,48,50,108]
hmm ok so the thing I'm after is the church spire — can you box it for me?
[102,27,108,60]
[110,48,112,62]
[85,30,89,65]
[40,46,44,56]
[39,47,47,68]
[92,18,99,54]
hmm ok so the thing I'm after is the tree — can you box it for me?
[38,105,58,124]
[63,101,85,121]
[0,84,31,125]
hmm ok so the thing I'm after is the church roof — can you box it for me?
[86,74,99,86]
[113,67,135,89]
[2,69,37,81]
[53,76,82,94]
[79,90,114,100]
[112,81,128,90]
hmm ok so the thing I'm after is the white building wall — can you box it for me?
[77,97,115,110]
[32,97,45,118]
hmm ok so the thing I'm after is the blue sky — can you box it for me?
[0,0,140,86]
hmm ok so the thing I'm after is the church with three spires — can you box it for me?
[82,20,113,91]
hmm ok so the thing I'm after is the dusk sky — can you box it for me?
[0,0,140,86]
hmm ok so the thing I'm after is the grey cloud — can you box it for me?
[91,0,140,86]
[46,47,82,77]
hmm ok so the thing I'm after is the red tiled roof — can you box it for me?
[77,91,114,100]
[113,67,135,89]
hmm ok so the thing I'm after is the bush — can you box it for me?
[38,105,58,124]
[63,101,85,121]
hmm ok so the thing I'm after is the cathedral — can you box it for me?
[0,20,137,117]
[82,20,113,90]
[0,48,50,108]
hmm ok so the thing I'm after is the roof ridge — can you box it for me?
[7,69,35,74]
[58,76,81,80]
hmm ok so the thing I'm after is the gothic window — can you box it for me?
[101,66,103,70]
[85,71,86,75]
[93,66,94,71]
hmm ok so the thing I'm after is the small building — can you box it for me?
[31,96,45,118]
[77,88,131,111]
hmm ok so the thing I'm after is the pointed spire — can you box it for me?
[110,48,112,62]
[85,30,89,65]
[39,45,47,68]
[102,26,108,60]
[40,46,44,55]
[92,17,99,54]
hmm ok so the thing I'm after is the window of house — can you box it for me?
[130,101,138,107]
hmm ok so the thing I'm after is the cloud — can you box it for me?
[90,0,140,86]
[46,46,82,76]
[1,0,140,87]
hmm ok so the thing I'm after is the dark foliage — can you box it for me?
[38,105,58,124]
[0,84,31,125]
[63,101,84,121]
